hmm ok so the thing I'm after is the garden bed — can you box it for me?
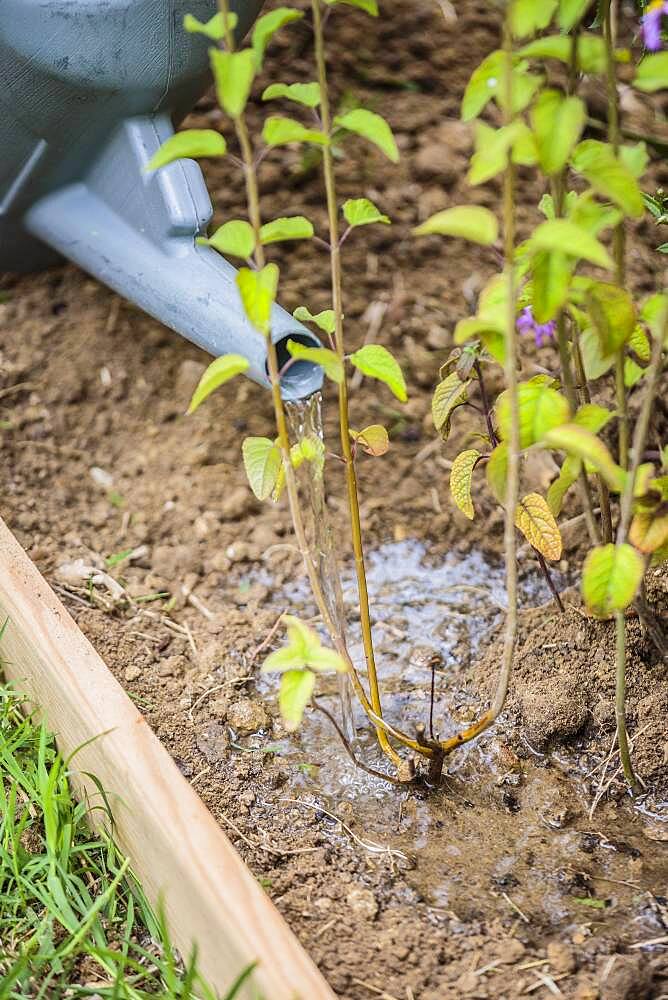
[2,1,668,998]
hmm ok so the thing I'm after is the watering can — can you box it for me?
[0,1,323,399]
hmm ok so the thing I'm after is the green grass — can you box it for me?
[0,682,258,1000]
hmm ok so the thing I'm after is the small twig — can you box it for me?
[217,811,320,858]
[502,891,530,924]
[281,796,411,865]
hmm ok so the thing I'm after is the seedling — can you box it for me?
[147,0,667,789]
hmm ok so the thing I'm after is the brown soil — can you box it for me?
[2,2,668,998]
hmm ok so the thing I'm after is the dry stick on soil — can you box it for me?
[612,323,666,790]
[311,0,400,768]
[434,11,520,758]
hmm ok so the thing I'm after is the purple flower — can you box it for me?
[516,306,556,348]
[642,1,668,51]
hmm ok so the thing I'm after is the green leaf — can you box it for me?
[582,543,644,616]
[461,52,504,121]
[579,327,615,380]
[450,449,480,519]
[334,109,399,163]
[349,345,407,401]
[585,282,636,357]
[568,193,622,235]
[278,669,315,731]
[515,492,563,561]
[557,0,590,30]
[263,616,347,673]
[547,453,581,515]
[199,220,255,259]
[262,82,321,108]
[619,142,649,180]
[486,442,508,504]
[324,0,379,12]
[573,403,614,434]
[510,0,557,38]
[343,198,390,228]
[287,340,343,384]
[531,250,573,323]
[641,293,668,342]
[262,116,329,147]
[467,120,526,185]
[432,372,471,439]
[260,216,314,245]
[530,220,613,270]
[146,129,227,171]
[629,510,668,554]
[542,424,626,492]
[187,355,250,414]
[497,379,570,449]
[624,357,645,388]
[633,52,668,93]
[350,425,390,457]
[293,306,336,335]
[210,49,256,118]
[252,8,303,69]
[519,33,608,74]
[628,325,651,362]
[530,90,586,176]
[236,264,279,336]
[413,206,498,245]
[571,141,644,219]
[242,437,282,501]
[183,10,237,40]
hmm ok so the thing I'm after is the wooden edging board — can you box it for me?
[0,518,335,1000]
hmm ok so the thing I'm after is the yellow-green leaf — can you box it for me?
[585,282,636,357]
[210,48,256,118]
[571,141,644,219]
[146,129,227,171]
[183,10,237,40]
[515,492,563,560]
[413,206,498,245]
[343,198,390,228]
[582,543,644,616]
[199,220,255,259]
[237,264,279,336]
[349,345,407,402]
[497,379,570,449]
[530,219,613,270]
[629,509,668,554]
[510,0,557,38]
[187,354,250,414]
[633,52,668,93]
[252,8,303,68]
[242,437,282,501]
[260,216,314,244]
[293,306,336,335]
[547,453,581,515]
[486,442,508,504]
[287,340,343,384]
[573,403,614,434]
[351,425,390,457]
[262,116,329,147]
[262,82,321,107]
[432,372,471,438]
[279,669,315,731]
[530,90,586,176]
[450,449,481,520]
[334,109,399,163]
[543,424,626,492]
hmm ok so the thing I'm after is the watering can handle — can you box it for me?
[25,115,323,401]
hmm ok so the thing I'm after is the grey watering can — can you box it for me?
[0,0,323,399]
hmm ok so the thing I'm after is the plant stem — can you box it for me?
[438,9,519,755]
[615,610,639,791]
[311,0,400,767]
[602,0,629,469]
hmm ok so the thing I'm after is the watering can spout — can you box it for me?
[24,115,323,401]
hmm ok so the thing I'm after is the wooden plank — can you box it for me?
[0,518,335,1000]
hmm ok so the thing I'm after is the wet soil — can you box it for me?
[2,1,668,998]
